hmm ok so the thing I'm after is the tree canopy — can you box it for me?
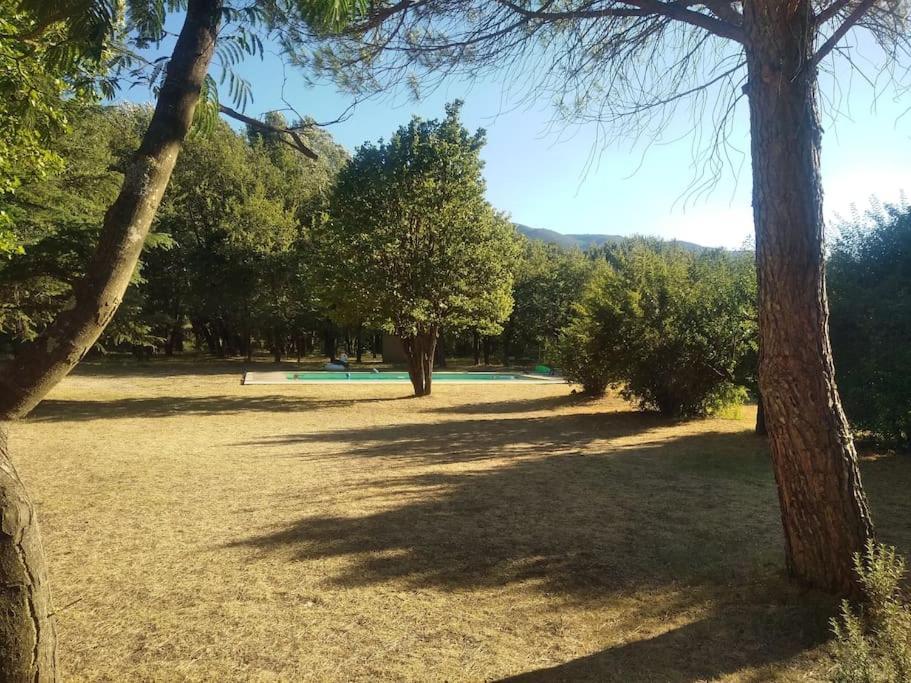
[321,101,518,394]
[829,201,911,449]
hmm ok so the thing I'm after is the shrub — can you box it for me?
[554,264,618,395]
[830,542,911,682]
[557,240,757,415]
[829,202,911,449]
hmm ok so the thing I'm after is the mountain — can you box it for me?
[514,223,708,252]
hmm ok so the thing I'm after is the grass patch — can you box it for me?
[11,359,911,680]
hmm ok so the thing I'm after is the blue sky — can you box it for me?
[126,24,911,250]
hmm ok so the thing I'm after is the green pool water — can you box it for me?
[285,371,542,382]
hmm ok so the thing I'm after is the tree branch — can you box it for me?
[495,0,745,42]
[811,0,878,67]
[814,0,852,28]
[218,104,319,159]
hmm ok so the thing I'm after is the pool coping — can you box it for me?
[242,370,565,385]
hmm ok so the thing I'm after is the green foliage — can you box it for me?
[557,240,756,414]
[0,1,103,252]
[504,238,592,362]
[0,105,156,348]
[829,202,911,448]
[0,103,347,357]
[830,543,911,683]
[321,101,518,341]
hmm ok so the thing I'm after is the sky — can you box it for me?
[125,21,911,250]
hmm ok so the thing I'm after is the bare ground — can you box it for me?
[10,359,911,681]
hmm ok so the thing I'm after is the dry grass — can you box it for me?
[10,359,911,681]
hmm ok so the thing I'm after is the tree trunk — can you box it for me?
[473,330,480,366]
[0,424,57,682]
[744,0,874,596]
[755,391,767,436]
[402,328,437,396]
[0,0,221,421]
[355,324,363,363]
[434,331,446,368]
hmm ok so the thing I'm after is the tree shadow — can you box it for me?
[428,393,601,415]
[233,409,678,465]
[231,426,783,594]
[228,417,844,678]
[29,394,412,422]
[498,607,829,682]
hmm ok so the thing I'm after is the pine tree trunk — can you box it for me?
[744,0,874,596]
[0,0,221,421]
[0,423,57,682]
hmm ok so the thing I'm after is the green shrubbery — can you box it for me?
[829,203,911,449]
[830,543,911,682]
[556,240,756,416]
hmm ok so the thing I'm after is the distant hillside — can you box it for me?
[514,223,708,252]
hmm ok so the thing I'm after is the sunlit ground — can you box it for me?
[13,359,911,681]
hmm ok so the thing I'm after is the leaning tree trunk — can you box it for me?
[0,0,220,420]
[0,2,221,678]
[0,424,57,682]
[743,0,874,596]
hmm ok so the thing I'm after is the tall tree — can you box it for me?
[322,102,518,395]
[0,1,365,677]
[307,0,906,595]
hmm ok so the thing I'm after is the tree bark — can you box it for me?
[402,328,437,396]
[743,0,874,596]
[0,424,57,682]
[0,0,221,421]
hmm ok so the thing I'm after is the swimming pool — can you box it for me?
[242,370,562,385]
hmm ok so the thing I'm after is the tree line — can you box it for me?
[4,100,908,446]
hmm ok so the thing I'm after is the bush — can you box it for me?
[554,266,617,395]
[829,202,911,448]
[830,542,911,682]
[557,240,757,415]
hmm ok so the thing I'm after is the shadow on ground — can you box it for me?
[230,411,850,678]
[428,393,593,415]
[497,607,828,682]
[29,394,413,421]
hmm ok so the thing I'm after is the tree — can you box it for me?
[322,102,518,395]
[829,201,911,449]
[308,0,902,595]
[501,238,591,364]
[0,1,365,677]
